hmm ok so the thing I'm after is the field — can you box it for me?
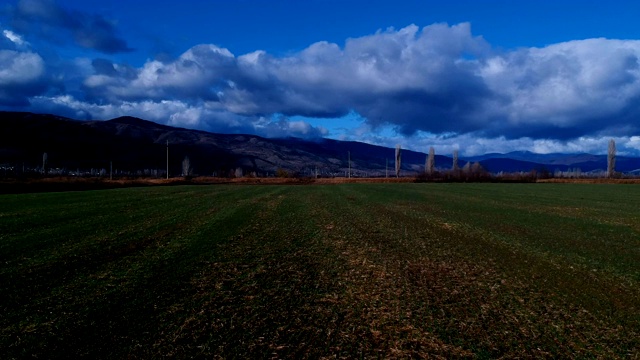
[1,183,639,358]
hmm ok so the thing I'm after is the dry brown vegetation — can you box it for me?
[4,174,640,195]
[0,176,418,193]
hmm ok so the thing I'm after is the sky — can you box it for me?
[2,0,640,156]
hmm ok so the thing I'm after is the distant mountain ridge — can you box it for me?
[0,112,439,177]
[1,111,638,176]
[467,150,640,173]
[465,151,601,165]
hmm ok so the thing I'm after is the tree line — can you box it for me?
[0,139,622,181]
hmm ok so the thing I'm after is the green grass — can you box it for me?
[1,183,639,358]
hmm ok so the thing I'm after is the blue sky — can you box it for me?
[2,0,640,155]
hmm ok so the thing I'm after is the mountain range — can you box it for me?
[1,111,638,177]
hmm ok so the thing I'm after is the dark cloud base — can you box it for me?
[8,0,132,53]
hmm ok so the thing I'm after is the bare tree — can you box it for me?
[395,144,402,178]
[462,161,471,174]
[471,162,484,174]
[607,139,616,178]
[426,147,435,175]
[385,158,388,178]
[182,156,192,177]
[452,149,459,171]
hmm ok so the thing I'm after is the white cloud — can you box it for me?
[8,22,640,154]
[328,123,640,157]
[29,94,328,139]
[479,39,640,137]
[0,50,43,84]
[0,49,46,105]
[2,30,28,47]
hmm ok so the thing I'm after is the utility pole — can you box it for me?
[348,151,351,179]
[110,161,113,180]
[166,140,169,179]
[386,158,388,178]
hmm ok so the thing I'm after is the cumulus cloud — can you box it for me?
[80,23,494,125]
[5,19,640,152]
[8,0,132,53]
[75,23,640,143]
[0,49,46,105]
[84,45,234,101]
[479,39,640,139]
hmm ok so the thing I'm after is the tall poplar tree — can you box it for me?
[426,147,435,175]
[607,139,616,178]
